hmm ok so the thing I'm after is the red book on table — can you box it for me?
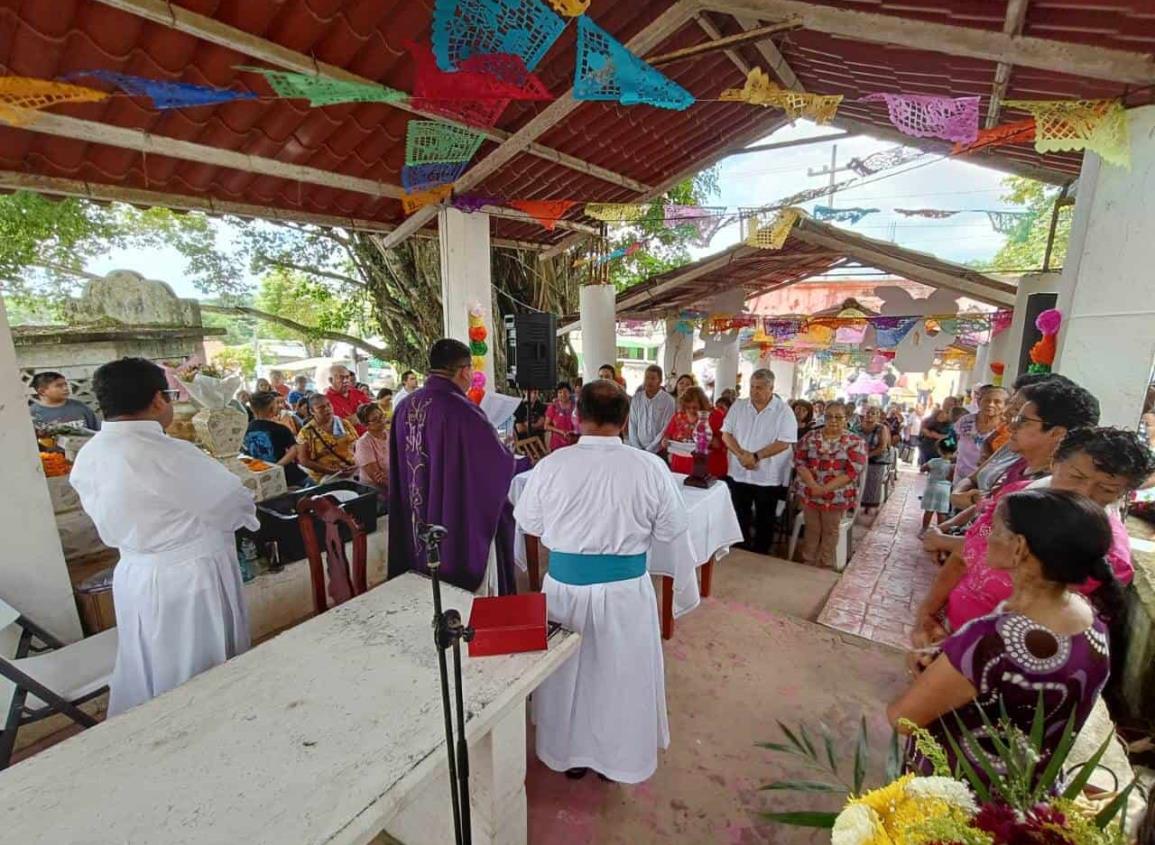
[467,593,548,657]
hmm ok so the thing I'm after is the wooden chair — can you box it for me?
[297,495,369,616]
[0,598,117,769]
[514,436,549,463]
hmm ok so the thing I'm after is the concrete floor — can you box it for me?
[527,551,908,844]
[817,470,940,650]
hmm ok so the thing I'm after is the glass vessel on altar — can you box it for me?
[684,411,716,488]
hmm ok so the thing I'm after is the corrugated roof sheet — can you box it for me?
[612,214,1015,317]
[0,0,1151,244]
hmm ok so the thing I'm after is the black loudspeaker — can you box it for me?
[504,313,557,390]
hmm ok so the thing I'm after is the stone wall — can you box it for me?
[13,269,223,407]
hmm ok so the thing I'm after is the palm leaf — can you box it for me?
[950,713,1012,801]
[760,779,846,794]
[1061,731,1115,801]
[1024,691,1047,788]
[885,729,903,782]
[1094,782,1135,831]
[777,721,809,757]
[1032,709,1079,803]
[852,716,869,795]
[762,811,839,829]
[757,741,799,755]
[942,723,992,803]
[820,723,840,774]
[799,724,819,759]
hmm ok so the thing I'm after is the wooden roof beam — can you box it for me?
[788,226,1016,306]
[696,0,1155,84]
[380,0,698,250]
[0,172,542,250]
[7,111,405,199]
[91,0,651,195]
[986,0,1031,129]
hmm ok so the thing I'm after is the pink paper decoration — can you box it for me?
[862,93,979,144]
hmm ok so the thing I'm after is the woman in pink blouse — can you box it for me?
[353,403,389,501]
[793,401,867,568]
[544,381,578,452]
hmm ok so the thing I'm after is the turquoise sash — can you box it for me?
[548,551,647,586]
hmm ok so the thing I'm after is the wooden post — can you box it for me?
[525,535,542,593]
[700,556,715,598]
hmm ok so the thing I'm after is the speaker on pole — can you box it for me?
[504,313,557,390]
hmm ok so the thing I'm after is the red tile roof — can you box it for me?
[1,0,1151,245]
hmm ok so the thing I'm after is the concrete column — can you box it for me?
[1053,105,1155,428]
[0,297,82,642]
[714,334,740,397]
[438,208,495,388]
[578,285,616,383]
[661,317,694,382]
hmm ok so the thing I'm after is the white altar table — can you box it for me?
[0,572,578,845]
[509,471,743,638]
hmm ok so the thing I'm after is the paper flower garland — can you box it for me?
[1028,308,1062,373]
[989,361,1005,387]
[467,303,489,404]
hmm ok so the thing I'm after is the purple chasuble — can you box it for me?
[388,375,518,592]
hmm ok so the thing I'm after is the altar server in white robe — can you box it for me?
[515,379,689,783]
[70,357,258,716]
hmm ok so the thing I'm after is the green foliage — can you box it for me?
[253,269,362,347]
[0,191,128,297]
[982,176,1072,272]
[766,702,1135,837]
[606,167,720,291]
[200,301,257,346]
[212,344,257,376]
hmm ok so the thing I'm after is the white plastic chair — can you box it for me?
[0,597,117,769]
[788,469,870,572]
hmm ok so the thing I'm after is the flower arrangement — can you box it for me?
[762,708,1136,845]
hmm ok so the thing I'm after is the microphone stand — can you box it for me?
[419,524,475,845]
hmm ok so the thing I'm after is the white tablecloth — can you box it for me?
[508,471,743,618]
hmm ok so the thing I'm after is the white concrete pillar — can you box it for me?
[438,208,495,388]
[661,317,694,382]
[996,272,1063,386]
[578,285,617,383]
[1053,105,1155,428]
[0,297,82,642]
[714,334,740,397]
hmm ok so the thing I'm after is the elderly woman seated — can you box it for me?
[295,394,358,482]
[889,489,1121,786]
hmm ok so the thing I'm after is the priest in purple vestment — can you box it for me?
[388,338,521,593]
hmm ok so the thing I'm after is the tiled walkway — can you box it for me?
[815,468,939,650]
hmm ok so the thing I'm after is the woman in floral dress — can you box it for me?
[792,401,867,568]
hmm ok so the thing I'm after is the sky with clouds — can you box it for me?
[87,119,1029,299]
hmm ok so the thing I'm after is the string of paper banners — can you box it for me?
[0,0,1133,220]
[659,310,1014,369]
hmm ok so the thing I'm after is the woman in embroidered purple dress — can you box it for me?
[888,489,1122,785]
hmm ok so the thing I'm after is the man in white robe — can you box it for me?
[514,380,689,783]
[70,357,259,716]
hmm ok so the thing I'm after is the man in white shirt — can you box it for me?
[393,369,420,408]
[721,368,798,555]
[627,363,676,452]
[515,380,688,783]
[70,358,259,716]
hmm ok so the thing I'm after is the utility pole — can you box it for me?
[806,144,854,209]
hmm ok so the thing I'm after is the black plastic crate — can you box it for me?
[255,481,380,564]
